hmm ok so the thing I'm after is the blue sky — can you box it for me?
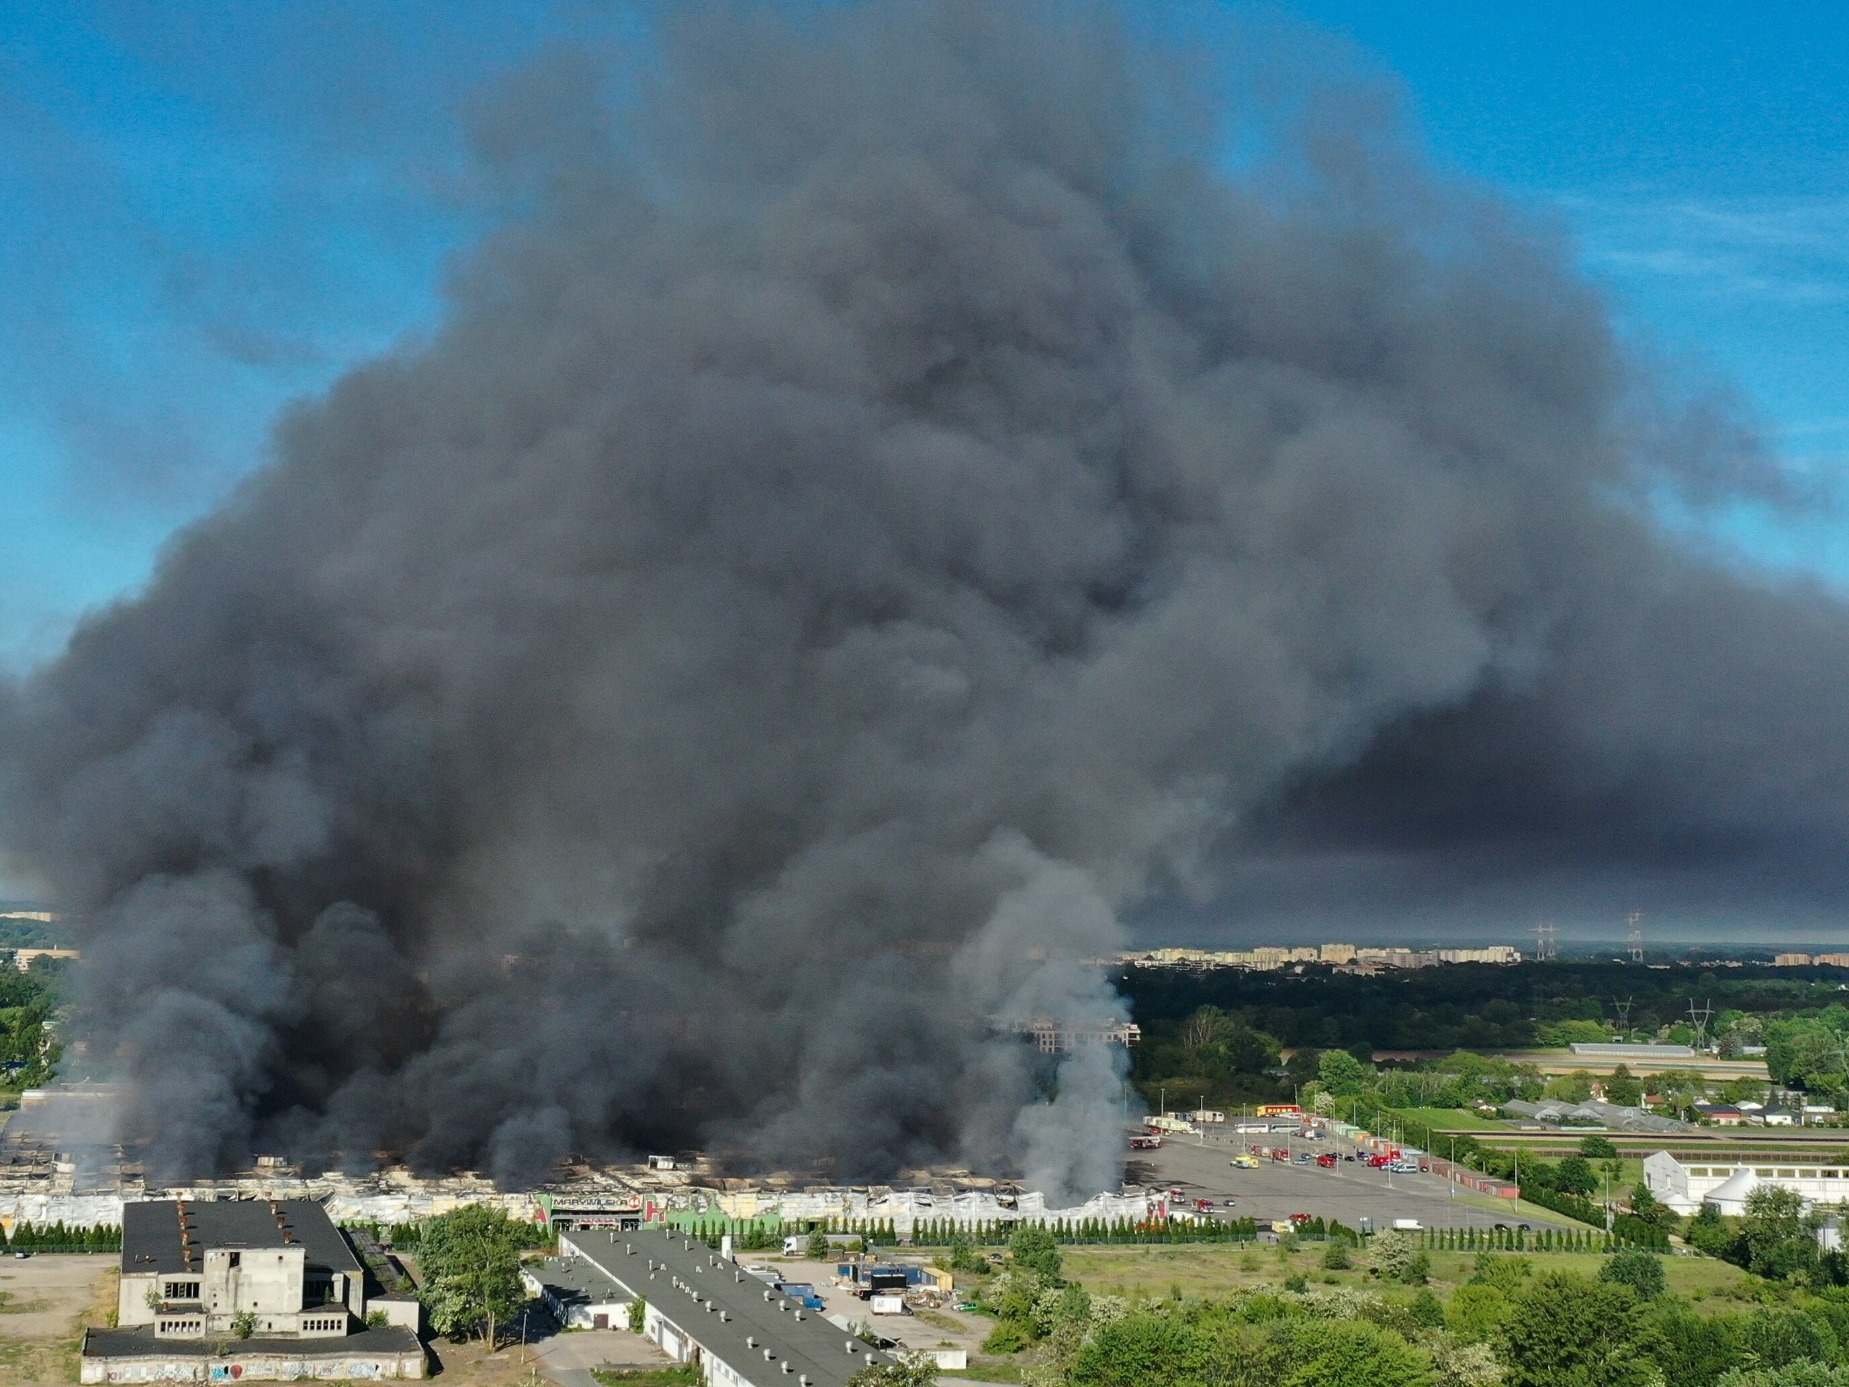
[0,1,1845,667]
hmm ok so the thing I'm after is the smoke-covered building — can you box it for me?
[82,1199,424,1382]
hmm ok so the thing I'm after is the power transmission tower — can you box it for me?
[1613,996,1634,1035]
[1687,998,1715,1051]
[1627,909,1644,964]
[1532,921,1558,962]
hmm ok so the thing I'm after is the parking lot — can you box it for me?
[1130,1126,1570,1234]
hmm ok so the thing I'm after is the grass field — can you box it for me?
[1061,1241,1757,1310]
[1391,1107,1518,1133]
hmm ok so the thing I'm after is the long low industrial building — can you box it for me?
[549,1226,894,1387]
[1644,1151,1849,1215]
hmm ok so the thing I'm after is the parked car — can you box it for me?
[1223,1198,1238,1207]
[1315,1153,1338,1168]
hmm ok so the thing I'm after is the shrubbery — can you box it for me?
[1599,1248,1666,1299]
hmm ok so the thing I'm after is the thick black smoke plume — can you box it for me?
[0,0,1837,1186]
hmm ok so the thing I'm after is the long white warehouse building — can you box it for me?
[1644,1150,1849,1215]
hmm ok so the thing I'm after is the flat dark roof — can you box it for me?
[121,1200,361,1279]
[83,1325,420,1360]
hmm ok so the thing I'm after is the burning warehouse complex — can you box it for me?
[7,0,1849,1242]
[1,1027,1157,1242]
[3,1058,1162,1267]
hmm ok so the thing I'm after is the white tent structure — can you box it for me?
[1701,1167,1763,1216]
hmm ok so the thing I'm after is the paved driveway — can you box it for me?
[1133,1126,1570,1232]
[529,1325,673,1387]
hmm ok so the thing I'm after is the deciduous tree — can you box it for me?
[1496,1273,1658,1387]
[417,1205,527,1351]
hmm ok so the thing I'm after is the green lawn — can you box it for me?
[1062,1242,1756,1310]
[1392,1107,1518,1133]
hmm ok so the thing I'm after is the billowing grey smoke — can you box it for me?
[0,0,1832,1187]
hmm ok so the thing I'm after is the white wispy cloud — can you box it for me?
[1557,190,1849,305]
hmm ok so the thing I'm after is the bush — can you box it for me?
[1409,1287,1445,1327]
[1446,1283,1510,1343]
[1599,1248,1666,1299]
[1687,1205,1738,1259]
[847,1356,940,1387]
[1740,1308,1837,1370]
[1009,1224,1062,1282]
[1322,1242,1351,1270]
[1369,1231,1423,1284]
[1716,1366,1849,1387]
[982,1319,1031,1354]
[1497,1272,1659,1387]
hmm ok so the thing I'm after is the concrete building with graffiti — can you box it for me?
[80,1200,423,1382]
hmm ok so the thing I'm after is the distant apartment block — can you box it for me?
[1124,943,1520,971]
[1000,1017,1142,1053]
[1776,953,1849,967]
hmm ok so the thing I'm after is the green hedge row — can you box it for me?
[4,1220,119,1252]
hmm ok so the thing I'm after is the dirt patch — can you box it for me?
[0,1253,114,1384]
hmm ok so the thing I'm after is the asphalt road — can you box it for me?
[1129,1127,1569,1233]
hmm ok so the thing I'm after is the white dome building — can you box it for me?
[1644,1150,1849,1215]
[1701,1167,1763,1216]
